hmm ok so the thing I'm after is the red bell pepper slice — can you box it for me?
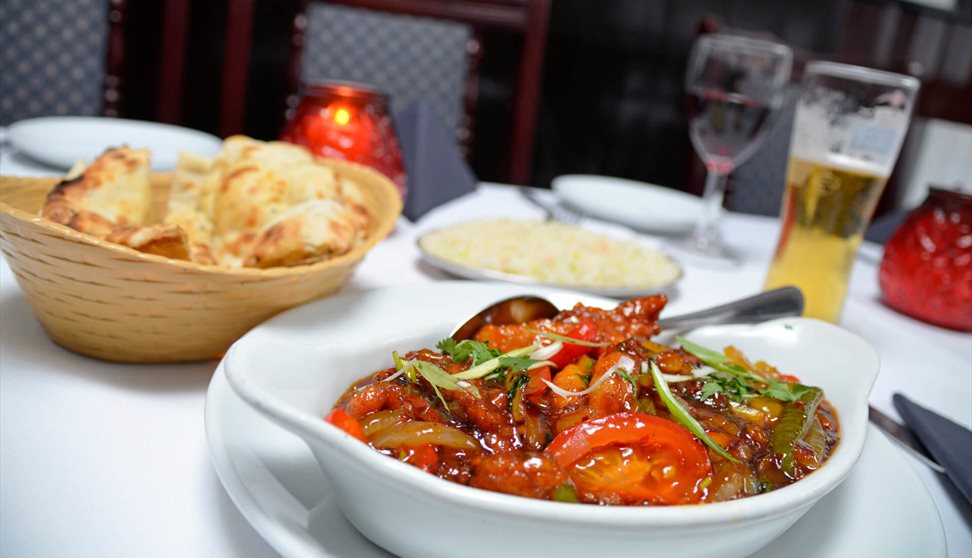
[548,320,598,369]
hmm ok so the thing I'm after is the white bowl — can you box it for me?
[224,283,878,558]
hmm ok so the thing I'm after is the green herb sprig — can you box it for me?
[648,360,739,462]
[436,339,501,366]
[410,360,479,408]
[678,337,816,403]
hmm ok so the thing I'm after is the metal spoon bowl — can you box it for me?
[451,286,805,340]
[450,295,560,341]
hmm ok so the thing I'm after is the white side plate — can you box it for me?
[7,116,221,171]
[416,230,683,299]
[552,175,703,234]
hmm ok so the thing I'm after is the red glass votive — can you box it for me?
[281,82,407,198]
[879,188,972,331]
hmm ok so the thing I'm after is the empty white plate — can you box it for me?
[6,116,222,171]
[552,175,703,234]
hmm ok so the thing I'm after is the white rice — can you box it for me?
[419,219,680,289]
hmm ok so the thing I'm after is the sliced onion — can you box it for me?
[661,374,696,383]
[529,340,563,362]
[692,365,719,378]
[382,359,416,383]
[528,328,611,347]
[541,355,635,399]
[361,410,405,437]
[369,421,480,451]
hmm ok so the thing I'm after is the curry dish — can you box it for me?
[329,295,839,505]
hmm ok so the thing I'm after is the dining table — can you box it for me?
[1,145,969,558]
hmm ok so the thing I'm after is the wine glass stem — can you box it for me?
[692,169,729,250]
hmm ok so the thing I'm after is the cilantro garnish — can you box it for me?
[698,381,723,400]
[677,337,817,403]
[409,360,479,407]
[436,339,501,366]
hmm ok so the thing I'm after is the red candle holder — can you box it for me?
[281,81,407,198]
[879,187,972,331]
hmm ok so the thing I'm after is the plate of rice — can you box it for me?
[417,219,682,297]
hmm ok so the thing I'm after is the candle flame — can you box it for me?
[333,107,351,126]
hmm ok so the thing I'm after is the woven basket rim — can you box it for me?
[0,158,402,278]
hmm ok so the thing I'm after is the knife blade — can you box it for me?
[869,405,945,473]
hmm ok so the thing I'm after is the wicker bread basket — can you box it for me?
[0,160,401,362]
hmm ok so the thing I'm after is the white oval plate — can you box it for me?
[416,229,683,299]
[552,175,703,234]
[6,116,221,171]
[205,282,944,558]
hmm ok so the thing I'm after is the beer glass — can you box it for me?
[764,62,920,322]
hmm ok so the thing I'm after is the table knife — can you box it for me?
[869,405,945,473]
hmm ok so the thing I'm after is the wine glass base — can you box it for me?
[668,234,742,268]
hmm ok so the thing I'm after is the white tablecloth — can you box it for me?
[1,155,969,557]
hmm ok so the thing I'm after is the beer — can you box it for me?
[765,62,918,322]
[764,156,887,322]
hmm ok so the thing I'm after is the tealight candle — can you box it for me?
[281,81,407,198]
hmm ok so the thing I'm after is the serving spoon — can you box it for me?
[450,286,805,341]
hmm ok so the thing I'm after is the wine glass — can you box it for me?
[680,34,792,263]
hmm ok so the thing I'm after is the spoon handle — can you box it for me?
[658,287,805,333]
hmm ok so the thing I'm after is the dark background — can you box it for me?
[120,0,972,201]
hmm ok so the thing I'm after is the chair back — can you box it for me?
[219,0,550,184]
[0,0,115,125]
[298,3,473,141]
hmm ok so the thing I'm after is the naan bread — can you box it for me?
[165,151,219,263]
[40,147,151,236]
[38,137,372,269]
[245,199,368,268]
[105,223,191,261]
[202,136,371,267]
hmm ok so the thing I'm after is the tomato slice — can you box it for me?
[545,412,712,505]
[324,408,367,442]
[548,320,597,369]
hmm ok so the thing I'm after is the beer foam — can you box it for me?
[792,150,889,179]
[790,99,907,178]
